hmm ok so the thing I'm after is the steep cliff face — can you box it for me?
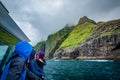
[78,16,96,25]
[45,26,74,59]
[54,18,120,60]
[35,16,120,60]
[34,41,46,52]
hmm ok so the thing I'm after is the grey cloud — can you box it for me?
[2,0,120,45]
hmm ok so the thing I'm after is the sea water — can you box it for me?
[44,60,120,80]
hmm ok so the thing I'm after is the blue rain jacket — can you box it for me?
[0,42,32,80]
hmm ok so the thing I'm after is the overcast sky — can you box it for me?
[2,0,120,45]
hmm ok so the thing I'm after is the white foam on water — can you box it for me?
[84,60,113,62]
[54,60,60,61]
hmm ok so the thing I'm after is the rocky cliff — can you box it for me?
[35,16,120,60]
[35,25,74,59]
[34,41,46,52]
[54,17,120,60]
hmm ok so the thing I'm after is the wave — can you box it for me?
[54,60,60,61]
[84,60,113,62]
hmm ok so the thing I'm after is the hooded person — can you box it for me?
[28,50,45,80]
[0,41,40,80]
[39,51,45,59]
[36,51,46,69]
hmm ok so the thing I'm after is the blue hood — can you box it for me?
[14,41,32,61]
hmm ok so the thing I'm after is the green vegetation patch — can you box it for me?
[96,19,120,38]
[100,29,120,37]
[34,41,45,50]
[45,26,74,54]
[60,22,96,48]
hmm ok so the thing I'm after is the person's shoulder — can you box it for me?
[11,56,24,65]
[14,56,24,61]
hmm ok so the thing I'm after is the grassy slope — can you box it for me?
[92,19,120,38]
[45,26,73,54]
[60,19,120,49]
[60,22,96,48]
[34,41,45,50]
[100,20,120,37]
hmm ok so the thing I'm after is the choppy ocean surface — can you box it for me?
[44,60,120,80]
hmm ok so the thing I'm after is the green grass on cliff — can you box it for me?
[45,26,74,54]
[94,19,120,38]
[100,30,120,37]
[100,27,120,37]
[60,22,96,48]
[34,41,45,51]
[0,28,19,45]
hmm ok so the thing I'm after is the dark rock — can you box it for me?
[78,16,96,25]
[34,41,46,52]
[55,34,120,60]
[45,25,74,59]
[54,19,120,60]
